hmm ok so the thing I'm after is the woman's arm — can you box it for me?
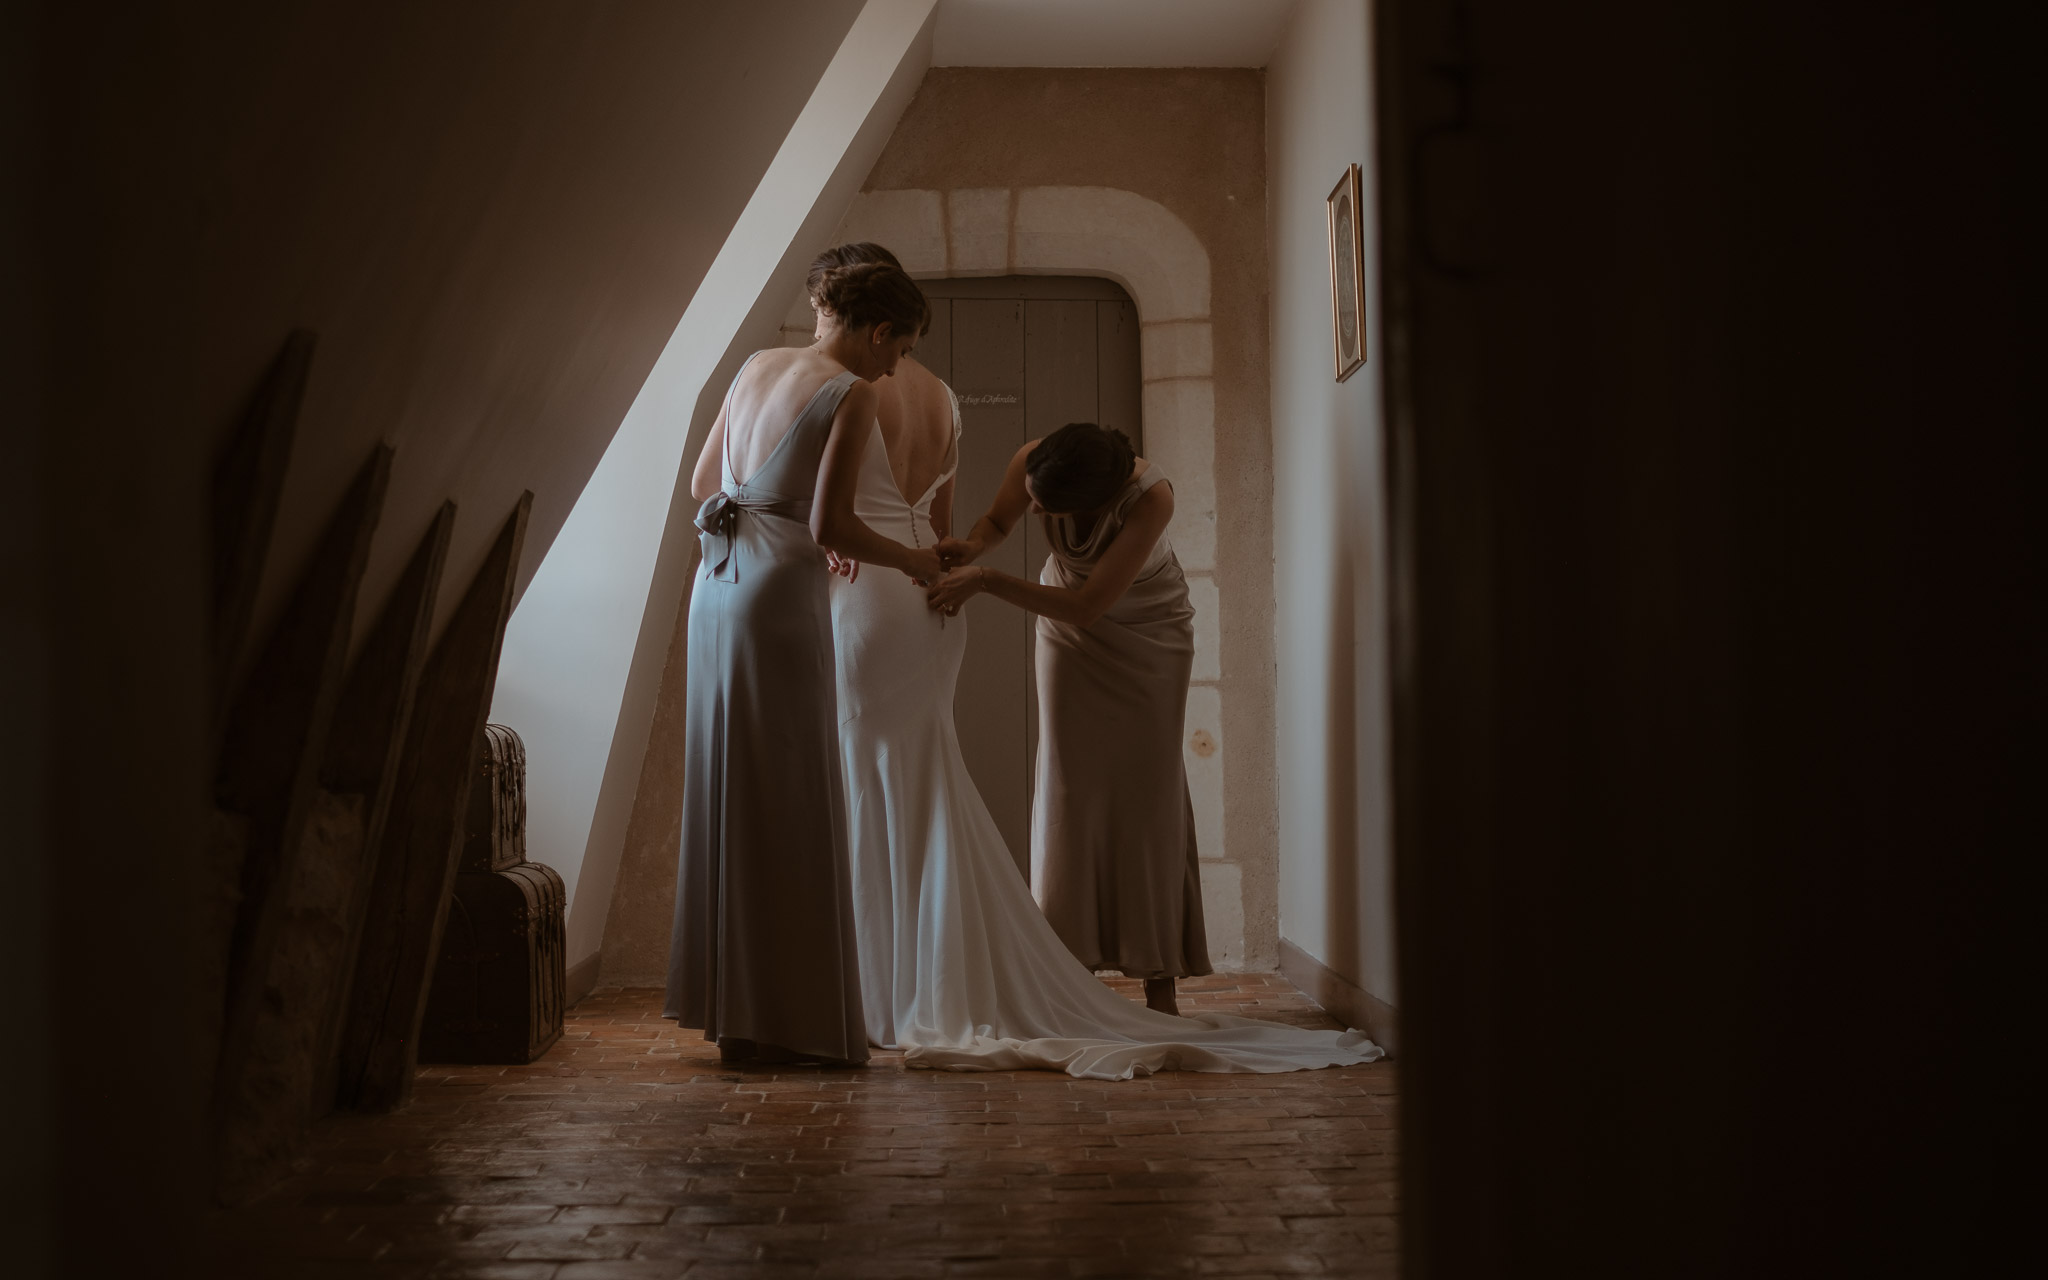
[935,439,1037,567]
[812,381,945,582]
[690,402,728,502]
[926,480,1175,627]
[825,382,958,583]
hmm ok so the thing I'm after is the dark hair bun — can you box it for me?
[807,241,903,300]
[812,259,930,340]
[1025,423,1137,514]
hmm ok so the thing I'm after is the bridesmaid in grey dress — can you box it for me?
[664,262,940,1065]
[928,424,1208,1016]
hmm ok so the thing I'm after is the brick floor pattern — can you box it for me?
[209,974,1399,1279]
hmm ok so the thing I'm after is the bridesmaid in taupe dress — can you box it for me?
[664,262,940,1064]
[928,423,1209,1016]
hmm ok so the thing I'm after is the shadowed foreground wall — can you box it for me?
[49,0,862,653]
[18,2,862,1272]
[1379,1,2042,1275]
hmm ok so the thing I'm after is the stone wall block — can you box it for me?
[1141,321,1214,381]
[1142,378,1217,571]
[836,188,947,274]
[946,187,1013,274]
[1185,683,1226,863]
[1198,859,1245,971]
[1012,187,1211,321]
[1187,573,1222,682]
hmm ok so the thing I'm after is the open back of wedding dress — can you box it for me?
[828,391,1383,1080]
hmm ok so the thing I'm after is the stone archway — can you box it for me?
[791,185,1242,966]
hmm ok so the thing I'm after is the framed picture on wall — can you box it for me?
[1327,163,1366,382]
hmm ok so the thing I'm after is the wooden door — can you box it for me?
[914,276,1142,878]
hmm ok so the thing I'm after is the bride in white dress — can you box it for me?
[813,243,1382,1079]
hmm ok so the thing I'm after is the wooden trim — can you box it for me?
[1279,937,1399,1058]
[215,447,392,1063]
[211,445,392,1200]
[313,502,455,1113]
[210,329,314,713]
[565,953,603,1009]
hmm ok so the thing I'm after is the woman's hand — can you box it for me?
[901,547,945,585]
[825,550,860,582]
[934,536,982,570]
[926,566,986,615]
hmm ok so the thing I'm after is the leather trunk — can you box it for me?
[420,724,565,1064]
[461,722,526,874]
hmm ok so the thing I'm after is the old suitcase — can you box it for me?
[420,724,565,1064]
[461,722,526,874]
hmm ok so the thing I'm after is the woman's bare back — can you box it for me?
[725,348,856,485]
[874,357,956,505]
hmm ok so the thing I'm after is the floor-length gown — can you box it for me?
[664,358,867,1064]
[1034,467,1209,978]
[830,403,1382,1078]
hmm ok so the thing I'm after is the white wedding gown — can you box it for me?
[829,400,1383,1079]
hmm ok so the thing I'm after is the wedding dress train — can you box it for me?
[829,399,1382,1080]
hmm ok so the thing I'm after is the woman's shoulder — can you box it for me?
[921,369,958,423]
[733,346,797,391]
[741,347,856,397]
[746,346,828,379]
[1128,460,1172,507]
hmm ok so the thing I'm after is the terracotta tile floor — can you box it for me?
[210,974,1398,1278]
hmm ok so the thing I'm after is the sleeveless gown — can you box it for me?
[664,359,867,1064]
[1035,467,1209,979]
[830,397,1383,1078]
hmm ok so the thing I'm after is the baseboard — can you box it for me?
[1278,937,1399,1058]
[565,953,603,1008]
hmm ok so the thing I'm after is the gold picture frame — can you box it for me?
[1326,163,1366,382]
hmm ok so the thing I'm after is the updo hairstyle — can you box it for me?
[808,242,931,337]
[1025,422,1137,514]
[808,241,902,296]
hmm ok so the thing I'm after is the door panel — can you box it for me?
[1021,299,1100,807]
[915,296,952,384]
[946,298,1032,876]
[1024,300,1100,435]
[919,278,1144,882]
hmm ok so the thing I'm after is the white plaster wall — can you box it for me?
[1267,0,1398,1008]
[491,0,941,968]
